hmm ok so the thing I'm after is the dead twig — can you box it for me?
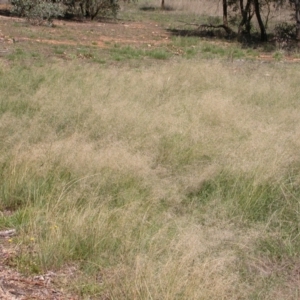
[0,230,16,238]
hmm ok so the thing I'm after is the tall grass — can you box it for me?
[1,58,300,298]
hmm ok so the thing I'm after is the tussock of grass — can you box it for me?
[1,58,300,298]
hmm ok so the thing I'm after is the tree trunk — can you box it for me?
[254,0,267,41]
[240,0,244,13]
[223,0,228,27]
[161,0,165,10]
[295,0,300,41]
[238,0,252,35]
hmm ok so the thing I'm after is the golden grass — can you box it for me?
[1,57,300,298]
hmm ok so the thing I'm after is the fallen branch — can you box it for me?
[179,21,234,35]
[0,229,16,237]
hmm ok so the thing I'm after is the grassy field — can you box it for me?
[1,2,300,299]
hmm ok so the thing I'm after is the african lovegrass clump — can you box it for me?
[1,57,300,299]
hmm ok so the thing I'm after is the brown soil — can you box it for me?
[0,13,171,49]
[14,21,170,48]
[0,236,78,300]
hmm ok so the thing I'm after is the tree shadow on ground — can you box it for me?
[139,6,157,11]
[139,5,174,11]
[167,27,284,52]
[168,27,235,39]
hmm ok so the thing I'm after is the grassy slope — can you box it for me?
[1,57,300,299]
[1,3,300,299]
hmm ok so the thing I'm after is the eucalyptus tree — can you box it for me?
[294,0,300,40]
[222,0,267,40]
[254,0,267,40]
[222,0,300,41]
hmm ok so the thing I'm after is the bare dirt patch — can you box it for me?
[1,235,78,300]
[0,15,171,49]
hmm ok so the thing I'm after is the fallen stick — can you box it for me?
[178,21,234,35]
[0,229,16,237]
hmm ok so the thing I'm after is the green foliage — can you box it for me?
[65,0,119,20]
[11,0,66,25]
[274,22,296,49]
[10,0,119,23]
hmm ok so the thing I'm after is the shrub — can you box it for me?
[273,22,296,49]
[64,0,119,20]
[10,0,118,24]
[10,0,66,25]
